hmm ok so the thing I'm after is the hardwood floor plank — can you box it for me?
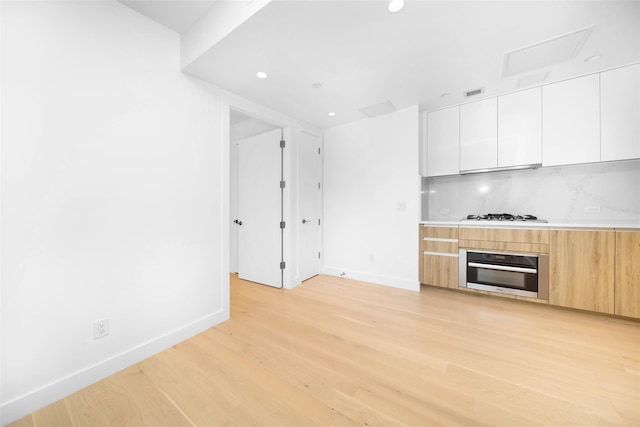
[191,329,338,425]
[8,274,640,427]
[6,416,34,427]
[32,399,73,427]
[113,365,193,427]
[63,383,114,427]
[137,352,237,426]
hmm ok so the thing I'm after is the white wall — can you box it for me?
[322,106,420,291]
[1,1,229,423]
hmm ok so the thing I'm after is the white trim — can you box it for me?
[423,237,458,242]
[0,310,228,425]
[322,267,419,292]
[423,251,459,257]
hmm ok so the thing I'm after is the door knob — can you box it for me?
[234,219,243,226]
[302,219,309,224]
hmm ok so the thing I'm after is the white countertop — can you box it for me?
[420,219,640,229]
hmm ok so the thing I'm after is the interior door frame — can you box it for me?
[224,99,294,288]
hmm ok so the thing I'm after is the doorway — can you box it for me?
[228,108,323,289]
[298,130,322,281]
[230,109,283,287]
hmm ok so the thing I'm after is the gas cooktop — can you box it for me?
[461,213,547,223]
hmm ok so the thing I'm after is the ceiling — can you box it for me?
[230,109,280,141]
[119,0,216,33]
[122,0,640,130]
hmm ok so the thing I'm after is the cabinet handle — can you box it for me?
[468,262,536,274]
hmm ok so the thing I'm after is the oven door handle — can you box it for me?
[468,262,537,274]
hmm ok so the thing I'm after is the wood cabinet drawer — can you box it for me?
[459,240,548,254]
[459,227,548,244]
[424,240,458,254]
[423,226,459,239]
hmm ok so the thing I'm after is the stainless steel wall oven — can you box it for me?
[459,250,549,299]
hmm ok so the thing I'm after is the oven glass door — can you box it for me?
[466,252,538,293]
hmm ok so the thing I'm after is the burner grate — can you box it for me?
[464,213,541,222]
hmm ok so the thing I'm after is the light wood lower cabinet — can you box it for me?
[420,226,459,288]
[549,230,615,314]
[423,254,458,288]
[421,224,638,319]
[615,231,640,318]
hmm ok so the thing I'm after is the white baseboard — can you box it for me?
[0,309,229,426]
[322,266,420,292]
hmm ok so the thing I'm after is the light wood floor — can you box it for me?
[9,274,640,426]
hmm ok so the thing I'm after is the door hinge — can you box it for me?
[318,218,321,226]
[318,147,321,155]
[280,180,286,189]
[318,252,321,259]
[280,261,286,270]
[318,182,321,190]
[280,140,286,148]
[280,221,286,229]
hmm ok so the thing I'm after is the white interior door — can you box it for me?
[299,130,322,281]
[237,128,282,287]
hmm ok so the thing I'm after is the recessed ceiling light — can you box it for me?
[256,71,267,79]
[328,112,336,117]
[584,55,601,62]
[312,83,322,89]
[388,0,404,13]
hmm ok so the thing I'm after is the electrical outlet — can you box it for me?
[440,208,450,215]
[94,318,110,340]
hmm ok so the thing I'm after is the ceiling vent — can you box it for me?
[502,25,594,77]
[464,87,484,98]
[359,101,397,118]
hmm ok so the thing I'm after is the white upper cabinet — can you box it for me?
[497,87,542,167]
[426,106,460,177]
[601,64,640,162]
[459,98,497,171]
[542,74,600,167]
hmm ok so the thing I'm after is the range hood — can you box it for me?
[459,163,542,175]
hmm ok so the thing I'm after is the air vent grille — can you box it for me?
[464,87,484,98]
[359,101,397,118]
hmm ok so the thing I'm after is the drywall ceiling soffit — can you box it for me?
[230,109,280,141]
[133,1,640,130]
[118,0,217,33]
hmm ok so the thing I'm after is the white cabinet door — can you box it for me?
[542,74,600,167]
[498,87,542,167]
[460,98,497,171]
[426,106,459,176]
[601,64,640,162]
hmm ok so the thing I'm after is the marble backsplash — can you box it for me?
[422,159,640,222]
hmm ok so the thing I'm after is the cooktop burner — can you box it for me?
[463,213,546,222]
